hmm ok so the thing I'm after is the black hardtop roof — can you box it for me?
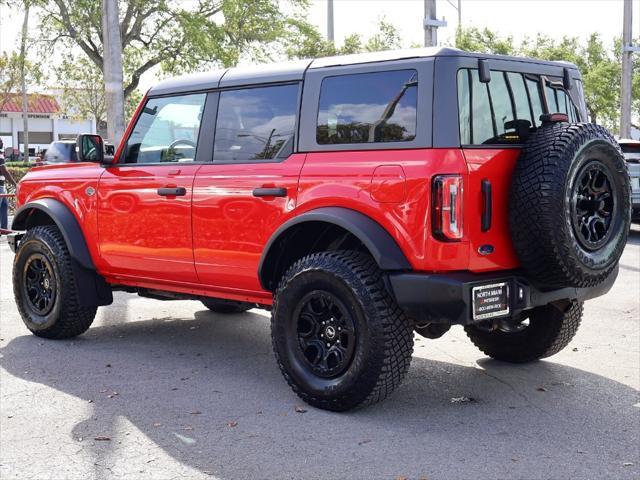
[148,47,579,96]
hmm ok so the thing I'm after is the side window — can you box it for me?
[507,72,534,127]
[489,72,517,141]
[545,84,558,112]
[469,69,494,144]
[525,77,544,127]
[544,80,580,121]
[125,93,206,164]
[457,70,471,145]
[317,69,417,145]
[213,84,299,162]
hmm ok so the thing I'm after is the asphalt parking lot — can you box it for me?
[1,227,638,480]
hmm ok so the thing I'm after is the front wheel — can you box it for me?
[13,226,97,339]
[271,251,413,411]
[464,301,583,363]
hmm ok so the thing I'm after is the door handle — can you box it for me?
[252,187,287,198]
[481,179,492,232]
[157,187,187,197]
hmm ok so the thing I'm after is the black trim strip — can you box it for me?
[481,179,492,232]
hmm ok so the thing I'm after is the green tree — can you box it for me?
[39,0,311,100]
[0,52,23,112]
[454,27,516,56]
[55,55,142,134]
[286,19,402,60]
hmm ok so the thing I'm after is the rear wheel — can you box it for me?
[13,225,97,339]
[464,302,583,363]
[271,251,413,411]
[201,298,253,314]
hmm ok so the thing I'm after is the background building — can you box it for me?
[0,93,96,158]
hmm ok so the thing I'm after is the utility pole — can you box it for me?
[424,0,447,47]
[102,0,125,148]
[327,0,334,43]
[20,4,29,161]
[620,0,633,138]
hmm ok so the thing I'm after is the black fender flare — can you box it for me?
[258,207,411,291]
[13,198,95,270]
[12,198,112,306]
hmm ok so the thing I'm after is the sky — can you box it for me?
[0,0,637,92]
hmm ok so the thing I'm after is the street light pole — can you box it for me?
[102,0,125,148]
[327,0,334,43]
[424,0,447,47]
[424,0,437,47]
[620,0,633,138]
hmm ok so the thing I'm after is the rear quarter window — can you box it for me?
[316,69,418,145]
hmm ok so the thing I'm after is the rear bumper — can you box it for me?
[388,266,618,325]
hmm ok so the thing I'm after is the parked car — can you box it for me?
[8,48,631,411]
[42,140,77,164]
[618,139,640,220]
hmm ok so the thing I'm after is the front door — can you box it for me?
[192,83,304,294]
[97,93,209,284]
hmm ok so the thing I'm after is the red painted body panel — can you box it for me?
[192,154,306,294]
[96,164,201,283]
[16,143,520,303]
[462,148,521,271]
[16,163,104,269]
[298,149,471,272]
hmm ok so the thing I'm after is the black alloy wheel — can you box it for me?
[294,290,356,378]
[23,253,57,317]
[571,160,616,251]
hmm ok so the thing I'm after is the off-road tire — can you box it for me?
[271,251,413,411]
[464,301,583,363]
[13,225,97,339]
[510,122,630,288]
[201,298,253,314]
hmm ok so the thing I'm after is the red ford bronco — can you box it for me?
[9,48,631,411]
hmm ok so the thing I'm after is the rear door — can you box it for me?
[97,93,210,283]
[192,83,304,294]
[455,64,583,272]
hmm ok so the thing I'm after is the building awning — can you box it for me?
[0,94,60,114]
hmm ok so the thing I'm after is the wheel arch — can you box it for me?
[12,198,95,270]
[258,207,411,291]
[12,199,112,307]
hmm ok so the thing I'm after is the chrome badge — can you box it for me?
[85,186,96,197]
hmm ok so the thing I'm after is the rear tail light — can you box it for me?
[432,175,464,241]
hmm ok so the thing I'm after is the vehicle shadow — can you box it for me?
[0,311,638,480]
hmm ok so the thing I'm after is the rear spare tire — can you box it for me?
[510,122,631,288]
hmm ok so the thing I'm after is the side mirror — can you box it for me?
[76,134,104,163]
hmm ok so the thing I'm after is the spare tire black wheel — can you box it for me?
[510,123,631,288]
